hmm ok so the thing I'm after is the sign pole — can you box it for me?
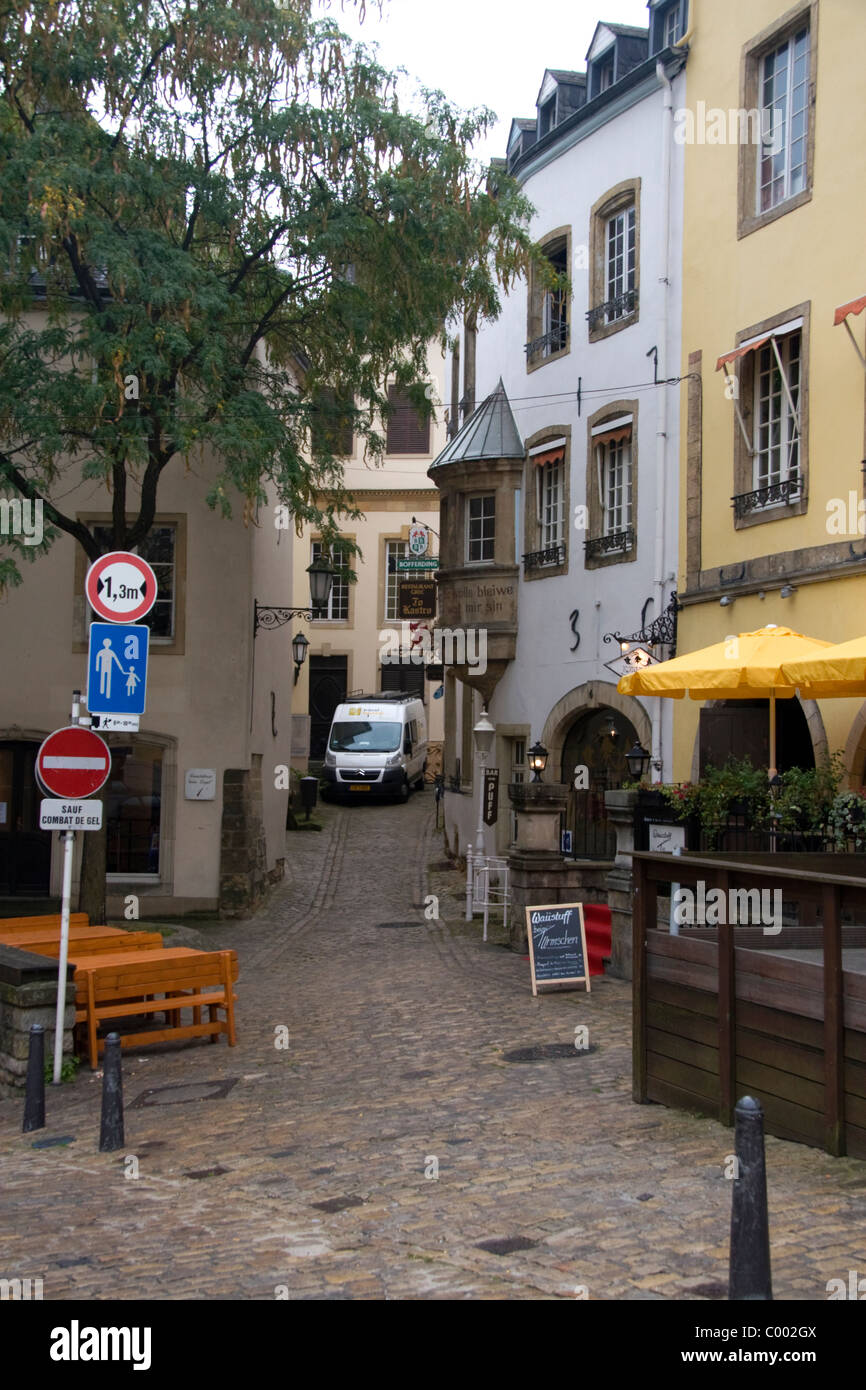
[52,689,80,1085]
[52,827,75,1085]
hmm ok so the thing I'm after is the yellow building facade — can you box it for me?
[675,0,866,782]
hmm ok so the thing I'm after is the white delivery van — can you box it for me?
[322,693,427,802]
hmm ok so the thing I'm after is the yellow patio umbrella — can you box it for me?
[617,624,842,776]
[781,633,866,693]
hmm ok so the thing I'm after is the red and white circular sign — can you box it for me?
[36,726,112,799]
[85,551,158,623]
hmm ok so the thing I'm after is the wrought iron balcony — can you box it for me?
[523,542,566,573]
[524,324,569,363]
[586,288,638,331]
[731,477,801,520]
[584,527,635,560]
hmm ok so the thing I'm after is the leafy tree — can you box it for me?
[0,0,538,586]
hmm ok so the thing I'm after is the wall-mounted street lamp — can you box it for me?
[626,741,652,780]
[254,557,336,635]
[527,741,549,782]
[292,632,310,686]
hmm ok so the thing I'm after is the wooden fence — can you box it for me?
[632,851,866,1158]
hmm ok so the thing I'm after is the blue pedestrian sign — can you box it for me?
[87,623,149,716]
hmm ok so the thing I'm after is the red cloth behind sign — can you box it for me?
[582,903,612,977]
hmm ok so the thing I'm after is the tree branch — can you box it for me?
[0,452,101,559]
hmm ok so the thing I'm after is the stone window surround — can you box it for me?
[522,426,571,582]
[526,225,572,375]
[588,178,641,344]
[584,399,639,569]
[731,300,810,530]
[309,533,356,629]
[104,729,177,897]
[737,0,818,241]
[72,512,187,657]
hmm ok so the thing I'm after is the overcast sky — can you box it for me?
[331,0,653,163]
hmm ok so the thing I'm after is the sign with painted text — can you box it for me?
[396,556,439,573]
[398,580,436,620]
[483,768,499,826]
[525,902,591,996]
[85,551,158,623]
[40,800,103,831]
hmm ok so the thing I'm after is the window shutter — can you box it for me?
[387,387,430,454]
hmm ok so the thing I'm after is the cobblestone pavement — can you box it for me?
[2,792,865,1301]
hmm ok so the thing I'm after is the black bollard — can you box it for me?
[729,1095,773,1300]
[99,1033,124,1152]
[22,1024,46,1132]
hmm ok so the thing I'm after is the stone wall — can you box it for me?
[507,853,614,951]
[0,946,74,1094]
[219,756,269,918]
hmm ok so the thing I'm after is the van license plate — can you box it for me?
[349,784,371,792]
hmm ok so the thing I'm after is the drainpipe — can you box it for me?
[653,58,674,782]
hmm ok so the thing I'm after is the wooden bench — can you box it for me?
[0,912,91,932]
[70,947,239,1068]
[2,928,164,958]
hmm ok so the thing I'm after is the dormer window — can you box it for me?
[538,97,556,138]
[598,57,614,92]
[665,5,683,47]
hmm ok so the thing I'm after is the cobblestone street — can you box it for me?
[2,793,865,1301]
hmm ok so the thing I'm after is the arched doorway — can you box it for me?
[561,707,639,858]
[698,698,815,775]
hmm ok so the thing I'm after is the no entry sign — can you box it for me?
[85,551,158,623]
[36,726,111,799]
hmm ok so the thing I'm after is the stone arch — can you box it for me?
[542,680,652,777]
[843,700,866,788]
[689,697,829,781]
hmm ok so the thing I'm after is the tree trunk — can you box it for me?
[78,821,108,923]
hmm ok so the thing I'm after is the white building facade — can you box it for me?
[434,6,688,863]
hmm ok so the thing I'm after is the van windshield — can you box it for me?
[329,721,402,754]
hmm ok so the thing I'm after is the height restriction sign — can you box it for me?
[85,551,158,624]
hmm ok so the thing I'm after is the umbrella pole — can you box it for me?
[768,693,777,780]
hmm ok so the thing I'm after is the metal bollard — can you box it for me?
[729,1095,773,1300]
[99,1033,125,1152]
[22,1023,46,1132]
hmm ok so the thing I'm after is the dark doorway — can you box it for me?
[309,656,348,758]
[561,707,639,859]
[0,741,51,896]
[699,698,814,774]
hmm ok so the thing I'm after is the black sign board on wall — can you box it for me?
[483,768,499,826]
[525,903,590,996]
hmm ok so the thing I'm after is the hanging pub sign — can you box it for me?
[525,902,591,996]
[483,767,499,826]
[398,579,436,620]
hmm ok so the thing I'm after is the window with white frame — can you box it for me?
[606,205,636,322]
[466,494,495,563]
[538,456,565,549]
[595,423,633,538]
[758,26,810,214]
[664,5,682,47]
[311,539,350,620]
[753,330,801,495]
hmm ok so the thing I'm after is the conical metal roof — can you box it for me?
[430,379,524,469]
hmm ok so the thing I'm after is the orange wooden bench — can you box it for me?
[0,912,91,932]
[4,928,164,958]
[70,947,239,1068]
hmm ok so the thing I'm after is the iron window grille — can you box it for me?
[523,543,566,573]
[584,527,635,559]
[731,476,801,519]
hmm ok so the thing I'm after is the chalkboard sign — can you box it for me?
[525,902,591,996]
